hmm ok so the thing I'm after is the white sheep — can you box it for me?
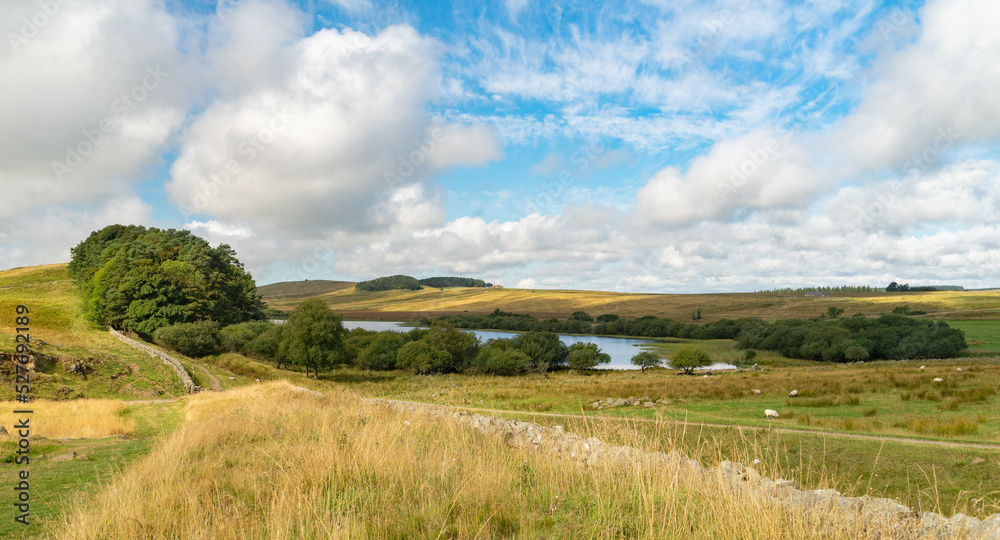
[933,377,944,383]
[752,389,762,395]
[788,390,798,397]
[957,367,963,372]
[764,409,779,419]
[920,366,925,371]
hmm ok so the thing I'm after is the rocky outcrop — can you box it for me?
[591,397,668,409]
[369,398,1000,539]
[108,327,197,393]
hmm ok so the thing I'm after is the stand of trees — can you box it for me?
[354,275,494,291]
[434,310,967,362]
[419,277,492,288]
[354,275,422,291]
[69,225,265,337]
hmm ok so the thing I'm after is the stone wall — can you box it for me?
[368,398,1000,540]
[108,327,197,393]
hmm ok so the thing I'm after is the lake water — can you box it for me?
[337,320,737,371]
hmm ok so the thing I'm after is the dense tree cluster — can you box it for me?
[69,225,265,337]
[885,282,947,292]
[434,310,967,362]
[155,299,347,377]
[735,314,966,361]
[757,285,878,293]
[354,275,422,291]
[418,277,492,288]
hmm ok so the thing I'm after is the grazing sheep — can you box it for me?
[957,367,963,372]
[752,389,762,395]
[920,366,925,371]
[933,377,944,383]
[788,390,798,397]
[764,409,779,419]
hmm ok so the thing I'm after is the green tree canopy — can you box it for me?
[630,351,663,372]
[670,346,712,375]
[354,275,422,291]
[279,299,346,378]
[566,342,610,371]
[69,225,265,336]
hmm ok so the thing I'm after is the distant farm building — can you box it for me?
[804,291,829,297]
[492,284,504,289]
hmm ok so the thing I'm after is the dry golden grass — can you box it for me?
[54,381,939,539]
[0,399,135,439]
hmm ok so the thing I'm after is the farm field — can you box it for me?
[260,278,1000,322]
[949,320,1000,352]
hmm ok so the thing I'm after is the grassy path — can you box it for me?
[385,399,1000,451]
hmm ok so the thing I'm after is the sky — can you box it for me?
[1,0,999,293]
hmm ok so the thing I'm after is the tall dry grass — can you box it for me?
[51,380,940,539]
[0,399,134,439]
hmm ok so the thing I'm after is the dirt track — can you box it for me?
[392,400,1000,451]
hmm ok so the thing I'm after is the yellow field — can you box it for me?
[0,399,134,439]
[261,280,1000,322]
[53,381,914,539]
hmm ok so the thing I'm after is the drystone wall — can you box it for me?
[368,398,1000,540]
[108,327,197,393]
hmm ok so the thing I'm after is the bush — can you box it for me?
[357,332,406,371]
[470,343,533,376]
[630,351,662,372]
[510,331,568,371]
[153,321,222,358]
[569,311,594,323]
[423,325,479,372]
[566,342,610,371]
[669,346,711,375]
[246,325,286,367]
[396,341,452,374]
[220,321,275,353]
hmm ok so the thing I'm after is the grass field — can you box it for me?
[948,320,1000,352]
[0,264,185,400]
[48,382,940,539]
[260,279,1000,322]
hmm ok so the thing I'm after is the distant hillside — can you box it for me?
[258,279,356,300]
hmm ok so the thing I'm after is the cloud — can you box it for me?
[167,8,499,238]
[826,0,1000,175]
[0,197,153,267]
[634,129,822,226]
[185,220,255,240]
[0,0,191,218]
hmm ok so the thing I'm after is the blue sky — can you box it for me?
[2,0,999,292]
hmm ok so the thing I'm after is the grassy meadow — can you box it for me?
[0,264,185,400]
[47,382,948,539]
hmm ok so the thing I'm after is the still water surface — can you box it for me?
[338,320,736,371]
